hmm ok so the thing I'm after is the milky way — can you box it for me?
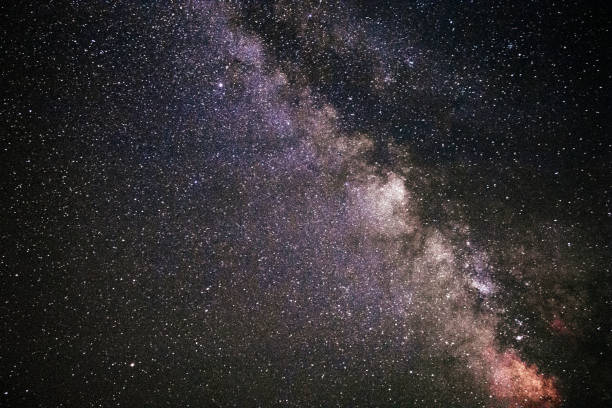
[3,1,611,407]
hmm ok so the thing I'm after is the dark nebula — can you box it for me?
[2,1,611,407]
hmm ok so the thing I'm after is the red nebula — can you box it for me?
[485,347,560,407]
[550,317,572,335]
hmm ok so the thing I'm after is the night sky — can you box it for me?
[2,1,611,407]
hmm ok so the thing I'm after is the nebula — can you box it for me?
[485,348,560,408]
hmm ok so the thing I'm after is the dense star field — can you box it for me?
[2,1,611,407]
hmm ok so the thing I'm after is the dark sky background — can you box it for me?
[2,1,611,407]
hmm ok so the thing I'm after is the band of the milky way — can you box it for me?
[2,1,610,407]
